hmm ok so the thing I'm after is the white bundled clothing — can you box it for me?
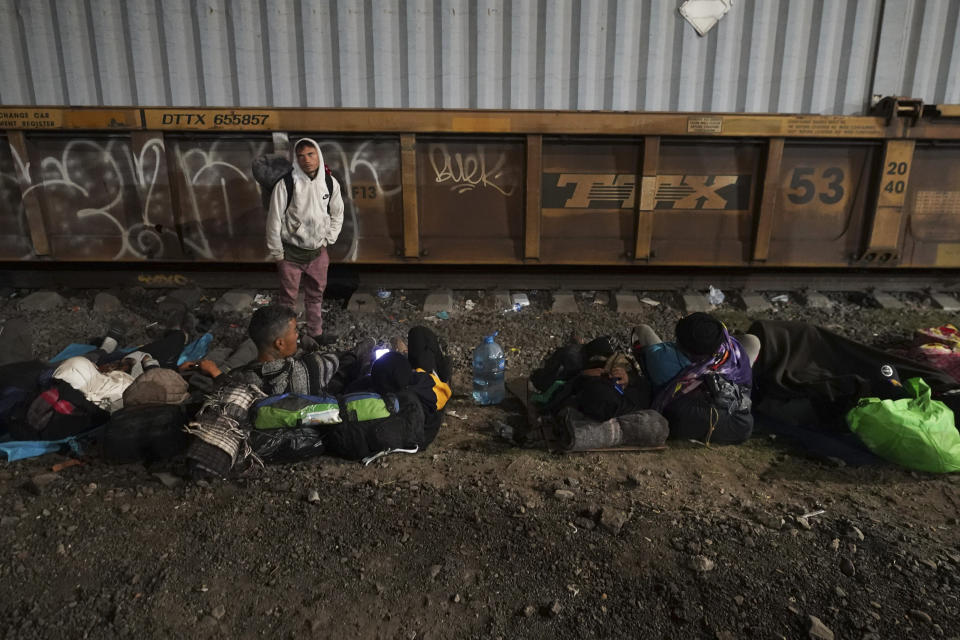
[53,357,135,413]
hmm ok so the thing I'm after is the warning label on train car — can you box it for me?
[541,173,751,210]
[687,117,723,134]
[144,109,279,130]
[0,109,63,129]
[914,191,960,215]
[783,117,884,138]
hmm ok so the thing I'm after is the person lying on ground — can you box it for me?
[0,331,162,419]
[180,305,363,396]
[633,312,759,445]
[357,326,452,446]
[532,336,650,422]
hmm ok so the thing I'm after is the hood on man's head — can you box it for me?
[581,336,615,368]
[675,312,724,357]
[371,351,412,395]
[292,137,325,180]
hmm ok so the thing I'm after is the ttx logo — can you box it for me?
[542,173,751,210]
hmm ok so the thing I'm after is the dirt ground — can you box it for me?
[0,285,958,639]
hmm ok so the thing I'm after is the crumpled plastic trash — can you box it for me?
[253,293,272,306]
[707,285,725,306]
[377,289,391,299]
[640,297,660,307]
[492,420,514,441]
[436,310,450,320]
[464,299,476,311]
[770,294,789,303]
[504,292,531,313]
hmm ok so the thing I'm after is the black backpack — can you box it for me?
[10,379,110,441]
[251,153,336,212]
[663,373,753,445]
[100,404,189,463]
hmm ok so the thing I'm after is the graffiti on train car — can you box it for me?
[428,143,516,196]
[318,139,403,262]
[12,137,183,260]
[0,139,31,259]
[541,173,752,210]
[1,134,402,262]
[171,137,270,261]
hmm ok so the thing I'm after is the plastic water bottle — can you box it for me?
[472,332,505,405]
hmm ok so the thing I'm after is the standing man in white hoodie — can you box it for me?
[266,138,344,345]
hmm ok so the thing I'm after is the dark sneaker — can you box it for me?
[106,324,127,344]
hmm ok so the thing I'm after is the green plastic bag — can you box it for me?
[846,378,960,473]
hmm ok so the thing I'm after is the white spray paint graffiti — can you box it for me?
[175,138,268,260]
[10,137,176,260]
[428,143,515,196]
[0,141,31,259]
[0,135,404,262]
[318,139,402,262]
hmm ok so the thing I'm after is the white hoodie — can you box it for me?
[265,137,344,261]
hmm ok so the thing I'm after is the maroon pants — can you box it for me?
[276,248,329,336]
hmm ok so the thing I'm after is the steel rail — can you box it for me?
[3,264,959,294]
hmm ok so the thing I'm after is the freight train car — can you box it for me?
[1,100,958,270]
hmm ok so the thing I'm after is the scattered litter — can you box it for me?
[155,296,166,304]
[152,472,182,489]
[253,293,272,306]
[362,446,419,466]
[593,297,607,305]
[51,459,82,473]
[464,299,476,311]
[306,489,321,504]
[145,322,159,329]
[640,298,660,307]
[492,420,514,441]
[447,410,469,421]
[800,509,826,520]
[376,289,391,299]
[707,285,725,306]
[436,310,450,320]
[511,293,530,309]
[771,294,790,303]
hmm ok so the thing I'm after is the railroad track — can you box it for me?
[4,264,960,297]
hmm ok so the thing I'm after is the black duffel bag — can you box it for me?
[663,373,753,445]
[100,404,189,463]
